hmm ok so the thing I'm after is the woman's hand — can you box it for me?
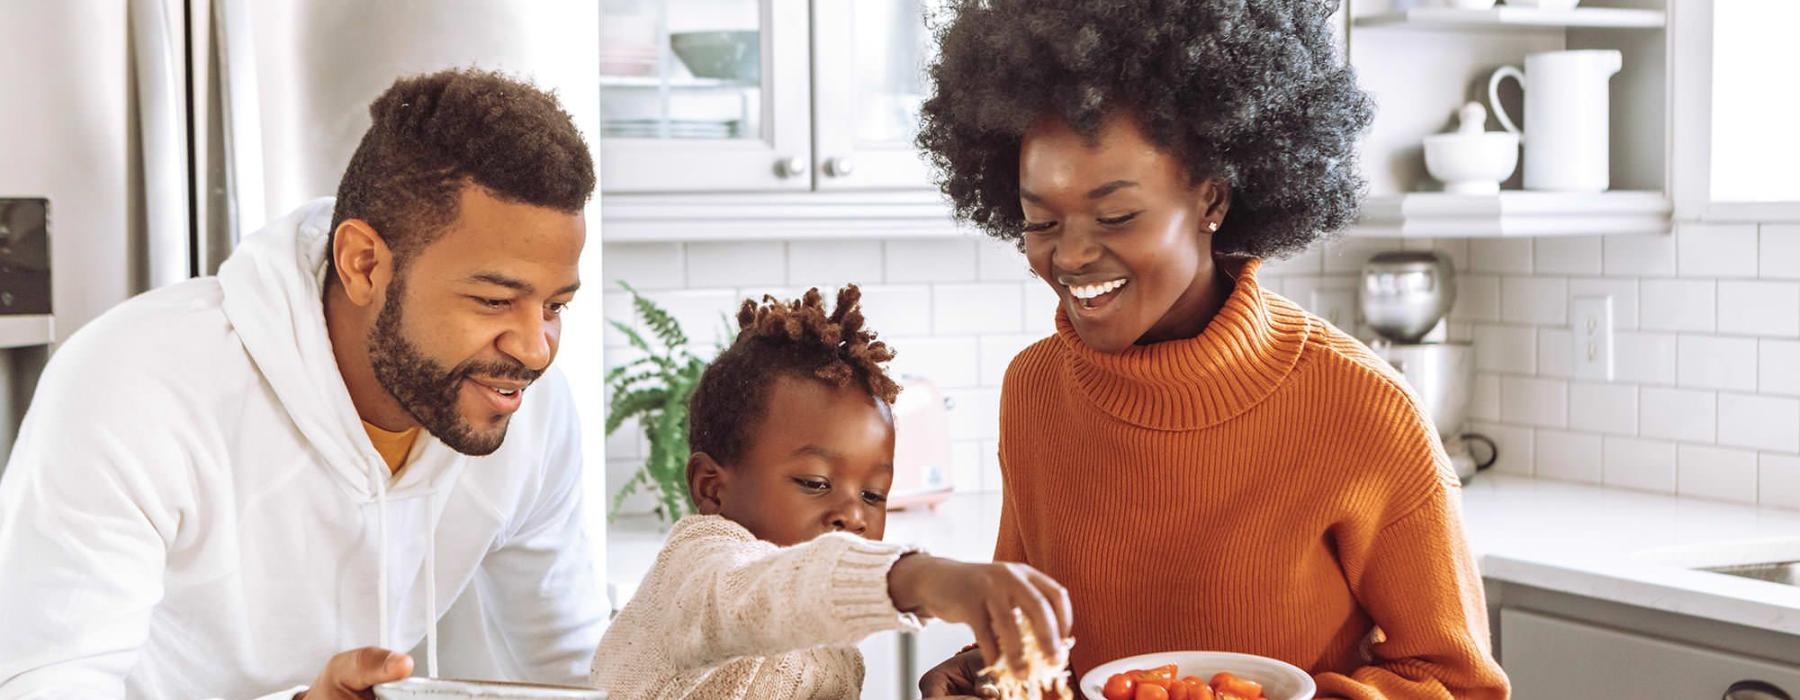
[919,647,997,698]
[888,554,1073,675]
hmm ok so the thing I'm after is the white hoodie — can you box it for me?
[0,199,606,699]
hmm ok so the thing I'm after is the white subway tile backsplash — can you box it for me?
[601,242,685,290]
[1678,223,1760,278]
[1603,437,1678,494]
[686,242,786,288]
[1762,224,1800,279]
[1678,335,1759,391]
[787,240,884,287]
[642,289,745,346]
[1450,274,1501,322]
[1535,430,1604,483]
[1717,281,1800,338]
[1761,453,1800,510]
[979,440,1004,492]
[933,284,1023,334]
[1471,373,1501,421]
[1472,238,1534,274]
[1763,339,1800,396]
[603,292,634,347]
[1503,276,1569,325]
[1475,325,1537,374]
[1471,421,1534,476]
[1615,332,1679,385]
[976,238,1033,282]
[857,285,935,337]
[1604,234,1677,277]
[1022,282,1061,334]
[1640,387,1717,443]
[606,415,644,461]
[1717,393,1800,453]
[1569,382,1638,435]
[1533,236,1604,276]
[1566,278,1639,329]
[1262,247,1324,277]
[978,334,1043,387]
[1322,237,1393,274]
[1677,444,1760,504]
[1537,329,1573,378]
[886,239,978,283]
[1434,239,1472,272]
[888,337,981,389]
[1640,279,1715,332]
[1502,376,1568,427]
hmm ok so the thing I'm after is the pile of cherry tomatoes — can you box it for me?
[1100,664,1265,700]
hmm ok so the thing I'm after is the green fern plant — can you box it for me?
[604,282,731,523]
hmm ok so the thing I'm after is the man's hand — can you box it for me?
[888,554,1073,676]
[298,647,413,699]
[919,647,999,698]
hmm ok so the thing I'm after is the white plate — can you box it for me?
[1078,651,1316,700]
[373,678,606,699]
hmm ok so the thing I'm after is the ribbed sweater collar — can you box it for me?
[1053,257,1311,431]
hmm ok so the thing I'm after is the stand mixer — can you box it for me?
[1361,251,1495,482]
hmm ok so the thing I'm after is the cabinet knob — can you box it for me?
[1725,680,1792,700]
[824,156,856,178]
[775,156,808,179]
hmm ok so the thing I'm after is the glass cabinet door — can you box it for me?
[811,0,943,191]
[600,0,812,192]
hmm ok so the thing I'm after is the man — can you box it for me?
[0,69,605,699]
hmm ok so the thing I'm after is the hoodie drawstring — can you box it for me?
[373,460,391,653]
[371,459,441,678]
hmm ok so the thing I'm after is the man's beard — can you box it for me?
[367,278,541,456]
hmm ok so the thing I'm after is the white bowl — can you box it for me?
[1423,132,1519,195]
[1439,0,1498,9]
[1078,651,1316,700]
[374,678,606,699]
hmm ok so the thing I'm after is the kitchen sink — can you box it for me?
[1699,561,1800,587]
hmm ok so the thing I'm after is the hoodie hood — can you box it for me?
[217,197,391,500]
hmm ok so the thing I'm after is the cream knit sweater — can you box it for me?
[590,515,924,699]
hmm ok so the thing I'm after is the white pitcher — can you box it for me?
[1487,50,1623,192]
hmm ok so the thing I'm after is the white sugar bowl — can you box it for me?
[1424,102,1520,195]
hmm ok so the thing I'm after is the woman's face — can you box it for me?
[1018,114,1229,353]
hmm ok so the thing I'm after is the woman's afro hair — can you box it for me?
[916,0,1375,259]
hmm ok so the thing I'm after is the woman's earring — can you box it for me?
[1207,221,1221,232]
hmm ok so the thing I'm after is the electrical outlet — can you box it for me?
[1571,295,1614,381]
[1310,289,1357,331]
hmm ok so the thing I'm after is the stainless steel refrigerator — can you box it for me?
[0,0,610,606]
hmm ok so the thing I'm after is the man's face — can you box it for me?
[368,186,585,455]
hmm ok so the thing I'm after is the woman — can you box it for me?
[913,1,1509,697]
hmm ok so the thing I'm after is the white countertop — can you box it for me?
[607,475,1800,636]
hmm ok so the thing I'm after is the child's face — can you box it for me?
[1017,113,1231,353]
[693,375,896,547]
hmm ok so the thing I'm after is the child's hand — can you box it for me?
[888,554,1073,675]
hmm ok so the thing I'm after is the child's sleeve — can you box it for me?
[1312,486,1511,700]
[651,517,925,670]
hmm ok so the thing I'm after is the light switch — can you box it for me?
[1571,295,1614,381]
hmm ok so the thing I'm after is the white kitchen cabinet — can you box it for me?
[601,0,942,200]
[1502,608,1800,699]
[1342,0,1674,239]
[599,0,813,193]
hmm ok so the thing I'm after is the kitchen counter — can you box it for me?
[606,475,1800,636]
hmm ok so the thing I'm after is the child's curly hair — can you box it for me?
[687,285,900,465]
[916,0,1374,259]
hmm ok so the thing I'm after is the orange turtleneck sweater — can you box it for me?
[996,258,1509,699]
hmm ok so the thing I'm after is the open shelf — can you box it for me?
[0,315,54,349]
[1347,190,1671,238]
[1353,7,1666,31]
[599,75,750,90]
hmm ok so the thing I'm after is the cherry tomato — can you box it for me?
[1168,682,1191,700]
[1212,673,1264,699]
[1135,683,1170,700]
[1191,683,1216,700]
[1146,664,1179,681]
[1103,674,1137,700]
